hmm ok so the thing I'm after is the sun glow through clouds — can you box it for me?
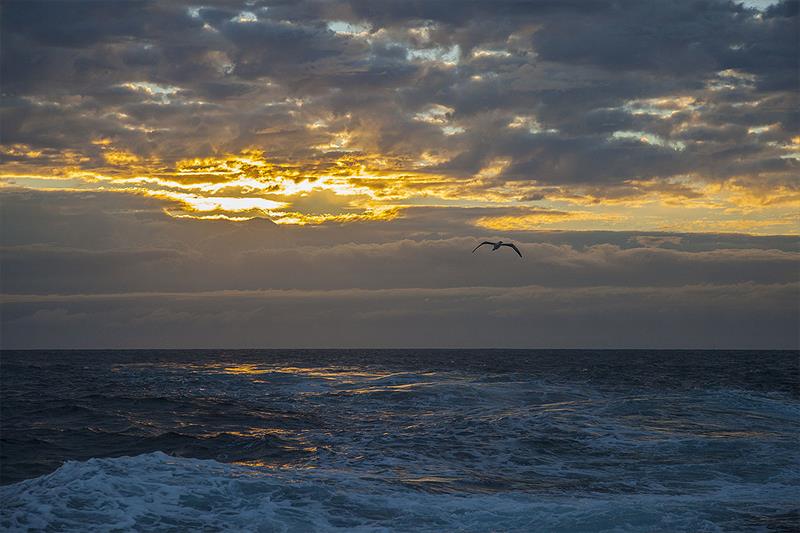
[0,2,796,235]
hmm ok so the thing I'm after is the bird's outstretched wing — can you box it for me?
[502,243,523,257]
[472,241,495,253]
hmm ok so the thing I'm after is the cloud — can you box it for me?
[3,237,797,294]
[0,2,797,347]
[0,189,797,348]
[0,0,797,231]
[2,283,797,349]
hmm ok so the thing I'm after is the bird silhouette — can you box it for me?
[472,241,523,258]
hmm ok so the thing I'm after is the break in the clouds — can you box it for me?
[0,1,798,347]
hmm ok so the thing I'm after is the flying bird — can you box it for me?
[472,240,523,258]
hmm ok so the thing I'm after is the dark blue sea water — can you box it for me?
[1,350,798,532]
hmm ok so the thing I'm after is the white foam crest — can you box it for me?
[3,452,798,532]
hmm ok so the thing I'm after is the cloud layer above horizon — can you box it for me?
[1,189,798,348]
[1,0,798,348]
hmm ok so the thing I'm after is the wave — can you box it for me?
[2,452,798,532]
[3,352,799,531]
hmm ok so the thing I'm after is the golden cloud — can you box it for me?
[1,146,798,234]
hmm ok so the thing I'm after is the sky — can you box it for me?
[1,0,798,349]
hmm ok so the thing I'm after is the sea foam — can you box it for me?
[2,451,797,532]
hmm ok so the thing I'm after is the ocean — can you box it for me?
[0,349,798,532]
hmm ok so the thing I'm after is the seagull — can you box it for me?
[472,240,523,258]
